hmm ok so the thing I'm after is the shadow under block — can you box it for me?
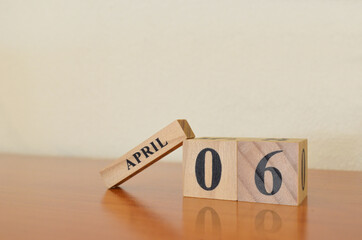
[100,120,195,188]
[183,138,307,205]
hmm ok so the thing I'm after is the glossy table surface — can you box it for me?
[0,154,361,240]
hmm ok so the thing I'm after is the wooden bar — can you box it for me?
[100,119,194,188]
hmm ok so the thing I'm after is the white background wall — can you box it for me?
[0,0,361,170]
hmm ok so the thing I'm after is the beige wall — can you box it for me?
[0,1,361,170]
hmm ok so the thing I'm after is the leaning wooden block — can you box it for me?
[100,119,195,188]
[183,138,238,200]
[237,138,307,206]
[183,138,307,206]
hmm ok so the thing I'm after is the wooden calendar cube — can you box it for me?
[237,138,307,206]
[183,138,307,206]
[183,138,238,200]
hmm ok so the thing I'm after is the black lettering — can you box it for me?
[195,148,222,191]
[150,141,159,152]
[255,150,283,195]
[141,146,153,158]
[133,152,142,163]
[126,159,136,170]
[156,138,168,148]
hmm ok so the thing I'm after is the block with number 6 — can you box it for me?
[237,138,307,205]
[183,138,307,205]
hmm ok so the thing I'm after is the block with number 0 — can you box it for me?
[183,138,307,205]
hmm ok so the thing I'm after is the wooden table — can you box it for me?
[0,154,361,240]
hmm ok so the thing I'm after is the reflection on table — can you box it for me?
[183,197,307,240]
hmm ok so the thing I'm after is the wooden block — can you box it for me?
[237,138,308,205]
[182,138,307,206]
[100,119,195,188]
[183,138,238,200]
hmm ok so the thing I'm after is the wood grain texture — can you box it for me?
[237,139,307,205]
[100,119,194,188]
[183,139,237,200]
[183,138,307,205]
[0,154,361,240]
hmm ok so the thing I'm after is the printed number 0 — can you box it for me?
[195,148,222,191]
[255,150,283,195]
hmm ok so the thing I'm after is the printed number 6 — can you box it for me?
[255,150,283,195]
